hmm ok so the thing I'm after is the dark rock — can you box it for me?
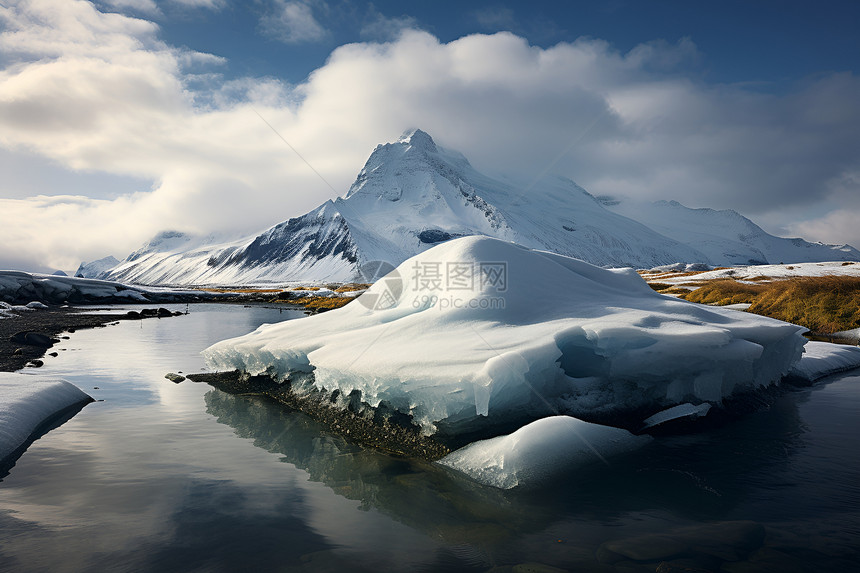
[418,229,453,244]
[48,352,58,357]
[28,359,44,367]
[157,307,172,317]
[125,311,141,319]
[165,373,185,383]
[10,331,54,347]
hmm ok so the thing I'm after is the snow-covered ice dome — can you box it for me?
[0,373,92,463]
[204,236,807,436]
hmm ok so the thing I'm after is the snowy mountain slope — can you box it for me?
[96,129,857,286]
[74,255,120,279]
[99,130,715,285]
[602,198,860,265]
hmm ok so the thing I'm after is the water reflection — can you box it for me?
[203,376,860,570]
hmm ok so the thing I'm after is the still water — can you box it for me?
[0,304,858,572]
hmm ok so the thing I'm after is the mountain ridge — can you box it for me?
[80,129,860,285]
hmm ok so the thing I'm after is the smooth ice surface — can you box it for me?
[0,373,91,461]
[204,236,807,434]
[788,341,860,383]
[438,415,650,489]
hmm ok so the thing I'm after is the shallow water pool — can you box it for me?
[0,304,858,572]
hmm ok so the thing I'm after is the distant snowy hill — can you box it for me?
[75,255,120,279]
[602,198,860,266]
[94,129,858,285]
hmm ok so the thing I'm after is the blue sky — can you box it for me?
[1,0,859,271]
[156,0,860,87]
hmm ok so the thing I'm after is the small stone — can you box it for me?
[165,373,186,383]
[28,359,44,368]
[48,352,58,357]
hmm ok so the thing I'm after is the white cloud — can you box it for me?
[260,0,328,44]
[1,0,859,272]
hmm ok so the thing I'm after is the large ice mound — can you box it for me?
[439,415,650,489]
[0,373,92,462]
[203,236,807,434]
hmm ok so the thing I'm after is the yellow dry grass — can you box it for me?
[334,284,371,293]
[679,276,860,334]
[289,296,354,311]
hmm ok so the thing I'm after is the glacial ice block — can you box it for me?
[0,373,92,462]
[203,236,807,434]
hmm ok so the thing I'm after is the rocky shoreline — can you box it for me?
[0,307,183,372]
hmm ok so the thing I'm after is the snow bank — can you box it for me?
[0,373,92,462]
[439,415,650,489]
[203,236,807,434]
[787,341,860,384]
[656,261,860,285]
[0,270,150,304]
[0,270,213,305]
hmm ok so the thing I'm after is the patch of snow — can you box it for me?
[787,341,860,384]
[0,373,92,462]
[438,415,650,489]
[203,236,807,435]
[659,261,860,285]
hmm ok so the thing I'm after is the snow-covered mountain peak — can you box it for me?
[92,130,860,286]
[344,128,470,202]
[398,128,437,152]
